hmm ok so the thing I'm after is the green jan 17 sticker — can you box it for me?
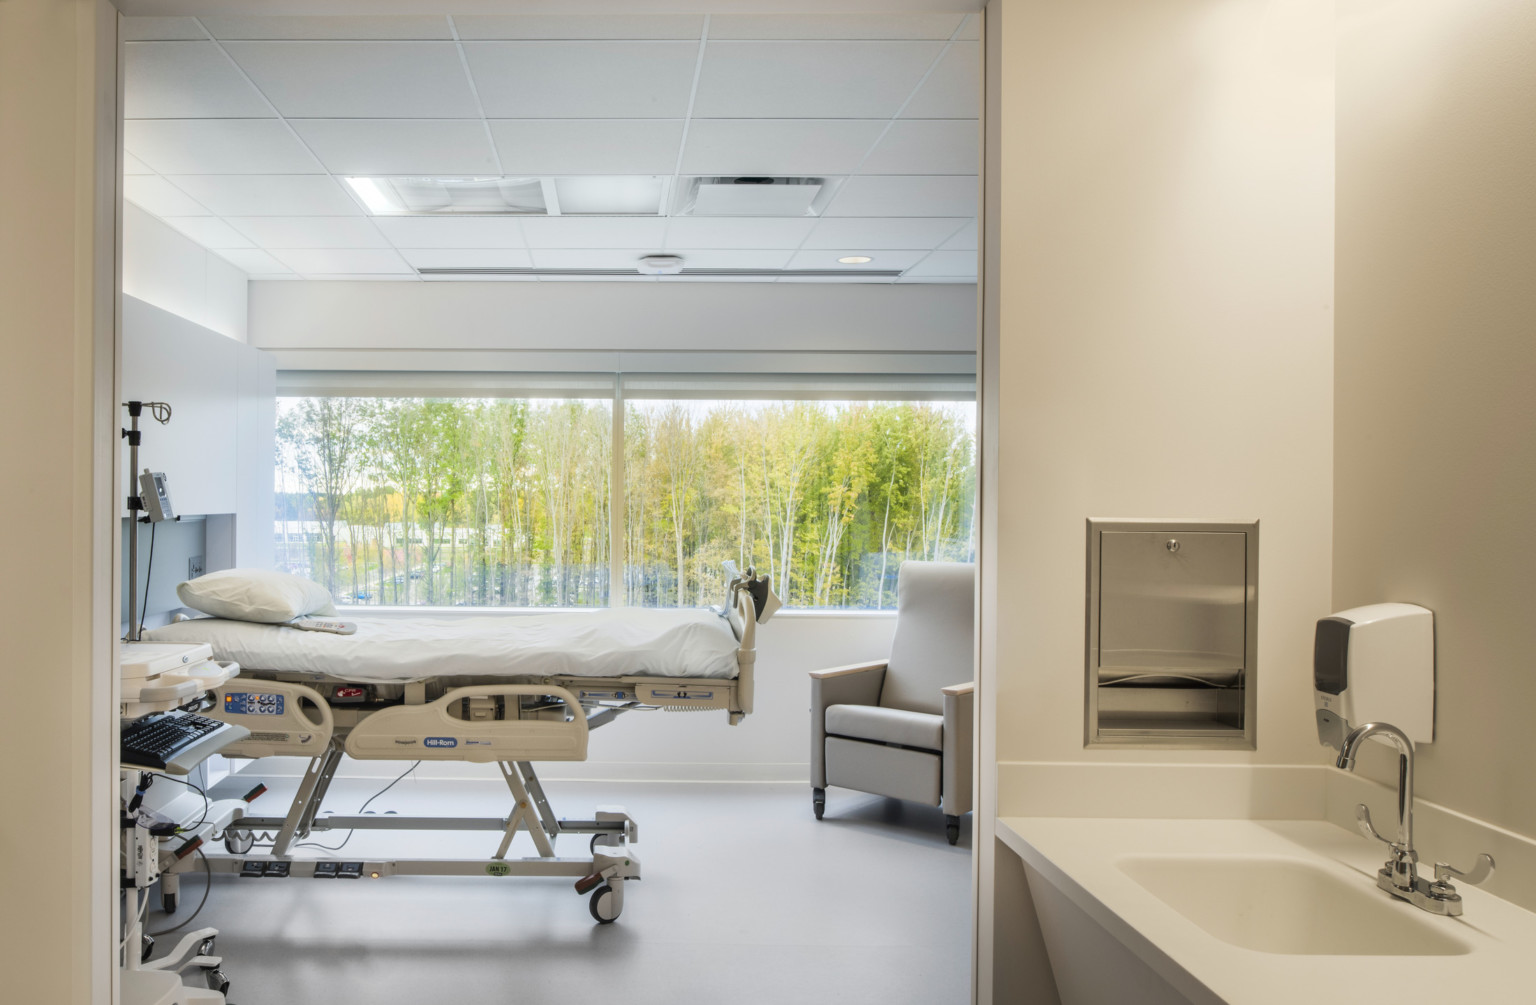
[485,862,510,877]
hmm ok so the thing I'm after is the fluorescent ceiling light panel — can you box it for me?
[345,177,546,215]
[552,176,664,216]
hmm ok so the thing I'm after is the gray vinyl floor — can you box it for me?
[147,775,972,1005]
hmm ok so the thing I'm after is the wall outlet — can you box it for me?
[188,555,204,579]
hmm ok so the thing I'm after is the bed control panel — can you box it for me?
[206,679,335,758]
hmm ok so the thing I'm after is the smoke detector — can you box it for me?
[637,254,685,276]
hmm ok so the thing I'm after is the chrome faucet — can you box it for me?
[1337,721,1494,917]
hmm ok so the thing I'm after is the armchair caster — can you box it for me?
[813,788,825,820]
[945,815,960,846]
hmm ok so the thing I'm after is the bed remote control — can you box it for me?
[290,618,358,635]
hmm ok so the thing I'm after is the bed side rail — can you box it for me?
[344,684,589,762]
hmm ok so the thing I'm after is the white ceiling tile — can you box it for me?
[680,119,885,176]
[861,119,979,175]
[374,216,527,250]
[228,217,389,249]
[453,15,704,40]
[121,18,207,42]
[693,41,941,119]
[662,217,816,250]
[123,175,211,216]
[708,15,964,41]
[903,250,978,277]
[163,217,256,249]
[530,249,656,270]
[956,14,982,42]
[215,249,292,274]
[490,120,684,175]
[167,175,362,216]
[124,119,324,174]
[802,217,971,250]
[125,42,274,119]
[787,249,928,270]
[900,43,980,119]
[464,42,698,118]
[124,152,155,176]
[823,175,978,217]
[520,217,667,250]
[666,250,793,270]
[398,249,534,269]
[290,120,498,175]
[938,220,978,251]
[202,16,453,41]
[223,42,479,118]
[272,249,413,275]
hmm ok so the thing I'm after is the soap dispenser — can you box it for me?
[1314,603,1434,750]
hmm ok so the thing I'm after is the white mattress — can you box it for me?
[142,608,742,683]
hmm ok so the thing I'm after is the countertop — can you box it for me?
[997,816,1536,1004]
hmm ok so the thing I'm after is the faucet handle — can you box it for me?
[1434,853,1495,887]
[1355,803,1391,845]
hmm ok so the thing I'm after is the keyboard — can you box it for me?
[121,710,247,774]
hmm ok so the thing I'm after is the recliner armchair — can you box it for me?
[809,560,975,845]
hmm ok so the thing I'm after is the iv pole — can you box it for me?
[122,400,172,642]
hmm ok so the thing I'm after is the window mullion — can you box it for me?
[609,374,626,608]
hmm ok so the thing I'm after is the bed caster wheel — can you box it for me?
[140,934,154,964]
[225,831,254,855]
[161,892,177,914]
[205,969,230,995]
[199,936,216,957]
[589,885,621,924]
[813,787,825,820]
[945,815,961,846]
[590,834,618,854]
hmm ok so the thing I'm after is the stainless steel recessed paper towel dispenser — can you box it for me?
[1086,519,1258,748]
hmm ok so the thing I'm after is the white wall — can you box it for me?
[123,202,249,342]
[122,295,276,568]
[1334,0,1536,838]
[981,0,1334,996]
[0,2,117,1001]
[250,280,978,372]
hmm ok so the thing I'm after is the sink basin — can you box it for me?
[1118,855,1472,956]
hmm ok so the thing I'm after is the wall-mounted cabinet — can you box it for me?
[1086,519,1257,748]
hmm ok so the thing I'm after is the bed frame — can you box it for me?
[172,578,769,924]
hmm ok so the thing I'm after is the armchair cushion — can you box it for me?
[825,704,943,751]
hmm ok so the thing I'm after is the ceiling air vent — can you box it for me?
[674,177,841,217]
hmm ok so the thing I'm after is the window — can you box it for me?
[277,396,611,607]
[624,399,974,609]
[276,373,974,610]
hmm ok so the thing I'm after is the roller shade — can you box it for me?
[620,372,974,401]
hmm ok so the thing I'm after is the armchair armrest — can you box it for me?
[941,682,974,817]
[809,660,890,680]
[809,660,887,788]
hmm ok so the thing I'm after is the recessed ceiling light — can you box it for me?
[838,255,873,265]
[637,254,685,275]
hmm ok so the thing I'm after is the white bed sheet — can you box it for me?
[143,608,741,683]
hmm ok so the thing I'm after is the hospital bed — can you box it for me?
[142,567,777,923]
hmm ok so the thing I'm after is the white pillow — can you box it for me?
[178,568,338,624]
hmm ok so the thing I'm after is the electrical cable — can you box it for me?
[149,772,210,834]
[147,847,211,937]
[295,760,421,852]
[137,520,157,639]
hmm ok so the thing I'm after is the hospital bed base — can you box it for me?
[209,748,641,921]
